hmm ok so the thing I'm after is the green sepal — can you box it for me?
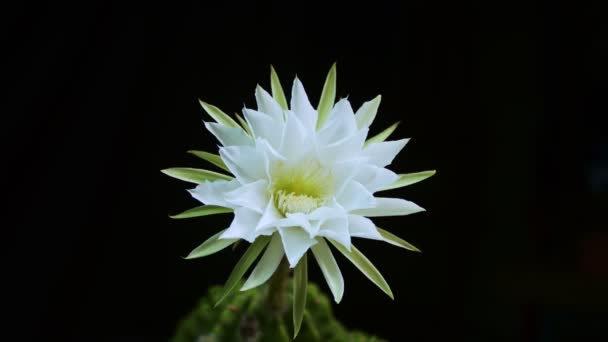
[215,236,271,307]
[185,230,238,259]
[379,170,436,191]
[198,99,240,128]
[187,150,230,172]
[161,167,232,184]
[364,121,400,147]
[240,233,284,291]
[170,205,232,219]
[270,65,289,110]
[316,63,337,130]
[293,254,308,338]
[328,239,394,300]
[377,227,421,252]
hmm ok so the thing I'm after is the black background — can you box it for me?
[4,0,607,341]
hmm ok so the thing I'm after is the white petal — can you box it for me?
[255,85,284,121]
[352,197,425,217]
[275,212,313,236]
[335,180,376,211]
[243,108,282,149]
[224,180,269,214]
[330,158,367,196]
[318,128,368,165]
[278,226,318,267]
[317,98,357,146]
[347,215,382,240]
[204,121,252,147]
[255,198,282,232]
[362,139,410,167]
[317,215,350,250]
[189,179,240,207]
[279,111,311,161]
[290,78,318,131]
[221,207,261,242]
[219,145,266,183]
[353,165,399,193]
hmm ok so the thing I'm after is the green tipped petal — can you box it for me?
[187,150,230,172]
[355,95,382,129]
[379,170,436,191]
[364,121,400,147]
[170,205,232,219]
[293,254,308,338]
[377,227,421,252]
[328,239,394,300]
[240,233,284,291]
[316,63,337,130]
[161,167,232,184]
[311,238,344,303]
[215,236,271,307]
[198,99,240,128]
[270,65,289,110]
[185,230,238,259]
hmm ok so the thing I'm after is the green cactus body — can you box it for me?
[172,282,384,342]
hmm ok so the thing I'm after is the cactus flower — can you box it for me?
[163,64,434,338]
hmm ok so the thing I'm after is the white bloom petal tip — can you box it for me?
[166,64,433,319]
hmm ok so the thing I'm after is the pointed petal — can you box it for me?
[270,65,289,110]
[241,233,285,291]
[189,179,240,207]
[316,63,337,130]
[279,110,310,161]
[219,145,267,183]
[317,98,357,146]
[204,121,253,147]
[347,215,382,240]
[317,215,350,250]
[243,108,283,149]
[355,95,381,129]
[224,180,269,214]
[328,240,394,299]
[311,238,344,303]
[379,170,437,191]
[255,85,284,121]
[352,198,425,217]
[221,207,262,242]
[362,138,410,167]
[278,227,317,267]
[185,229,238,259]
[290,78,318,131]
[353,164,400,193]
[335,180,376,211]
[215,236,271,306]
[319,128,368,165]
[276,212,313,236]
[255,197,282,232]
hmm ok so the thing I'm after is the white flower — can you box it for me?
[163,64,434,336]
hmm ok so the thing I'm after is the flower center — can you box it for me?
[271,159,333,215]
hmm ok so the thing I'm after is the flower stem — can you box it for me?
[266,256,290,315]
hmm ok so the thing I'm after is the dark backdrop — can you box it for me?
[4,0,607,341]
